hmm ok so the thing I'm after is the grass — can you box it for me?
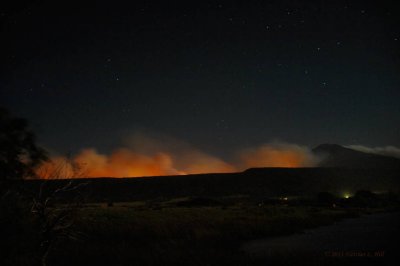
[4,191,394,266]
[45,199,360,266]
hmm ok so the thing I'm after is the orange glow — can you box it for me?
[74,149,184,177]
[238,143,318,168]
[35,157,80,179]
[35,140,319,179]
[36,148,236,178]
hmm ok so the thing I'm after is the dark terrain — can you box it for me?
[243,211,400,265]
[2,145,400,265]
[16,167,399,203]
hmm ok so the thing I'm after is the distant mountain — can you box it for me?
[313,144,400,169]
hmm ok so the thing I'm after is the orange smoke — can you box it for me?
[238,143,318,168]
[36,148,236,178]
[74,148,183,177]
[35,136,319,178]
[35,157,83,179]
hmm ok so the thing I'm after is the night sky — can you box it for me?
[1,0,399,162]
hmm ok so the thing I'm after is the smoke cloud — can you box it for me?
[35,134,322,178]
[346,145,400,159]
[237,142,319,169]
[75,148,182,177]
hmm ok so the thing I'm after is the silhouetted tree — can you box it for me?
[0,107,48,265]
[0,107,47,181]
[0,108,89,265]
[32,157,88,266]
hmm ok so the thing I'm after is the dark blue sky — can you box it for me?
[1,0,399,158]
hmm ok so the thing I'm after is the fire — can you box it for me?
[36,148,236,178]
[74,148,182,177]
[35,138,319,178]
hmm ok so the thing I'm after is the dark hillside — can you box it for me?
[18,168,400,202]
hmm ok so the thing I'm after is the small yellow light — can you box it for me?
[343,194,350,199]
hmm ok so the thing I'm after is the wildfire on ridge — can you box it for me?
[35,142,317,178]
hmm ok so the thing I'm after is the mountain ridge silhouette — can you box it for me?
[312,143,400,169]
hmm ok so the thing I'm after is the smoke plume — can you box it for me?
[346,145,400,159]
[35,134,321,178]
[237,142,319,169]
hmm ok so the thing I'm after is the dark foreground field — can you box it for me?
[0,198,365,265]
[1,168,399,265]
[244,211,400,265]
[2,195,399,266]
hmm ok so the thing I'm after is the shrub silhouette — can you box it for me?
[351,190,378,207]
[0,107,47,181]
